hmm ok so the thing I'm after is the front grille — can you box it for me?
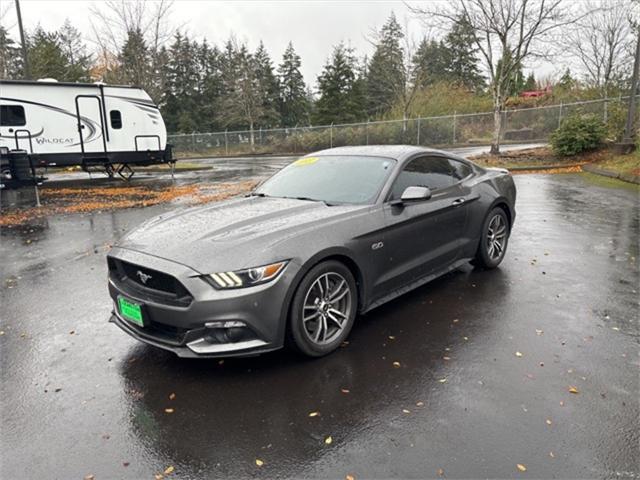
[108,257,192,306]
[119,260,176,293]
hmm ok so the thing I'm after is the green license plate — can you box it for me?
[118,296,144,327]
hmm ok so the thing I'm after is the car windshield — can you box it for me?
[254,155,396,205]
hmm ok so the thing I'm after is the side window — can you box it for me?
[0,105,26,126]
[448,158,472,180]
[388,156,458,200]
[110,110,122,129]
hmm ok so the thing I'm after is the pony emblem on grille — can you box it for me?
[136,270,152,284]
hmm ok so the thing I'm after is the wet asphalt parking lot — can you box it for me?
[1,152,639,479]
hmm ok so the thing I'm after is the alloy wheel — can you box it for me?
[302,272,352,345]
[486,213,507,261]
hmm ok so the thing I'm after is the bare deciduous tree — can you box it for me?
[565,0,636,97]
[410,0,575,153]
[89,0,175,100]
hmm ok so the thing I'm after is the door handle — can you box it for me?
[452,198,466,206]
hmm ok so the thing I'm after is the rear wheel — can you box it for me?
[473,207,510,269]
[289,260,357,357]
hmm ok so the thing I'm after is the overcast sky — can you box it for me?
[3,0,555,86]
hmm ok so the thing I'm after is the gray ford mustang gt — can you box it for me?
[107,145,516,358]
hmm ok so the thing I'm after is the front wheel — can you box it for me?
[288,260,357,357]
[473,207,510,269]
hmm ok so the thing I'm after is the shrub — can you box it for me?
[550,114,607,156]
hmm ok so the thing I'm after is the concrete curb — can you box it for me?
[582,164,640,185]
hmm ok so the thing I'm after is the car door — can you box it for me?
[378,155,469,293]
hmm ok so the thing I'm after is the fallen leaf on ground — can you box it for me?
[443,356,451,361]
[123,462,130,467]
[154,475,163,480]
[568,386,579,394]
[324,436,333,445]
[517,464,527,472]
[536,329,543,335]
[438,378,447,383]
[452,319,459,323]
[437,468,444,476]
[392,361,401,368]
[416,401,424,407]
[164,466,174,475]
[463,336,469,341]
[169,393,176,400]
[549,451,555,458]
[164,408,174,413]
[308,411,320,417]
[546,419,552,425]
[346,475,355,480]
[84,475,95,480]
[515,351,523,357]
[402,409,411,414]
[255,459,264,467]
[388,335,395,340]
[341,388,350,394]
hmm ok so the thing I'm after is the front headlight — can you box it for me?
[206,261,288,289]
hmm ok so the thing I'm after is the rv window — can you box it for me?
[0,105,26,126]
[110,110,122,129]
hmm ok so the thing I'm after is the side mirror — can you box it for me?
[399,186,431,203]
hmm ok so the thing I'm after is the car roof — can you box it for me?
[311,145,455,162]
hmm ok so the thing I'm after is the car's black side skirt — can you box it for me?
[363,258,472,313]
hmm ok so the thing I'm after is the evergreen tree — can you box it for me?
[277,42,309,127]
[557,68,575,90]
[314,43,366,124]
[162,32,201,132]
[412,16,484,91]
[366,12,405,116]
[523,72,536,91]
[412,37,450,87]
[197,40,224,131]
[220,40,272,147]
[0,26,22,79]
[58,20,92,82]
[118,29,150,88]
[496,49,525,96]
[253,41,280,128]
[444,16,485,91]
[27,27,80,81]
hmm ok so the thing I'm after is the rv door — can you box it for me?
[75,96,106,154]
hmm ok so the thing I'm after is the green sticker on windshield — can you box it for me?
[294,157,318,166]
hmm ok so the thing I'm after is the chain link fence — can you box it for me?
[168,97,633,158]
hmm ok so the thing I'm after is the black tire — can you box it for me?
[288,260,358,357]
[473,207,510,269]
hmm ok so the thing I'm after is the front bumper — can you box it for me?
[107,247,296,358]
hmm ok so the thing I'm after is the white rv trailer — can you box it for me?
[0,79,173,177]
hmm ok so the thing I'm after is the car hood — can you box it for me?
[117,196,365,272]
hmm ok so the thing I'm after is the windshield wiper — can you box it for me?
[288,196,335,206]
